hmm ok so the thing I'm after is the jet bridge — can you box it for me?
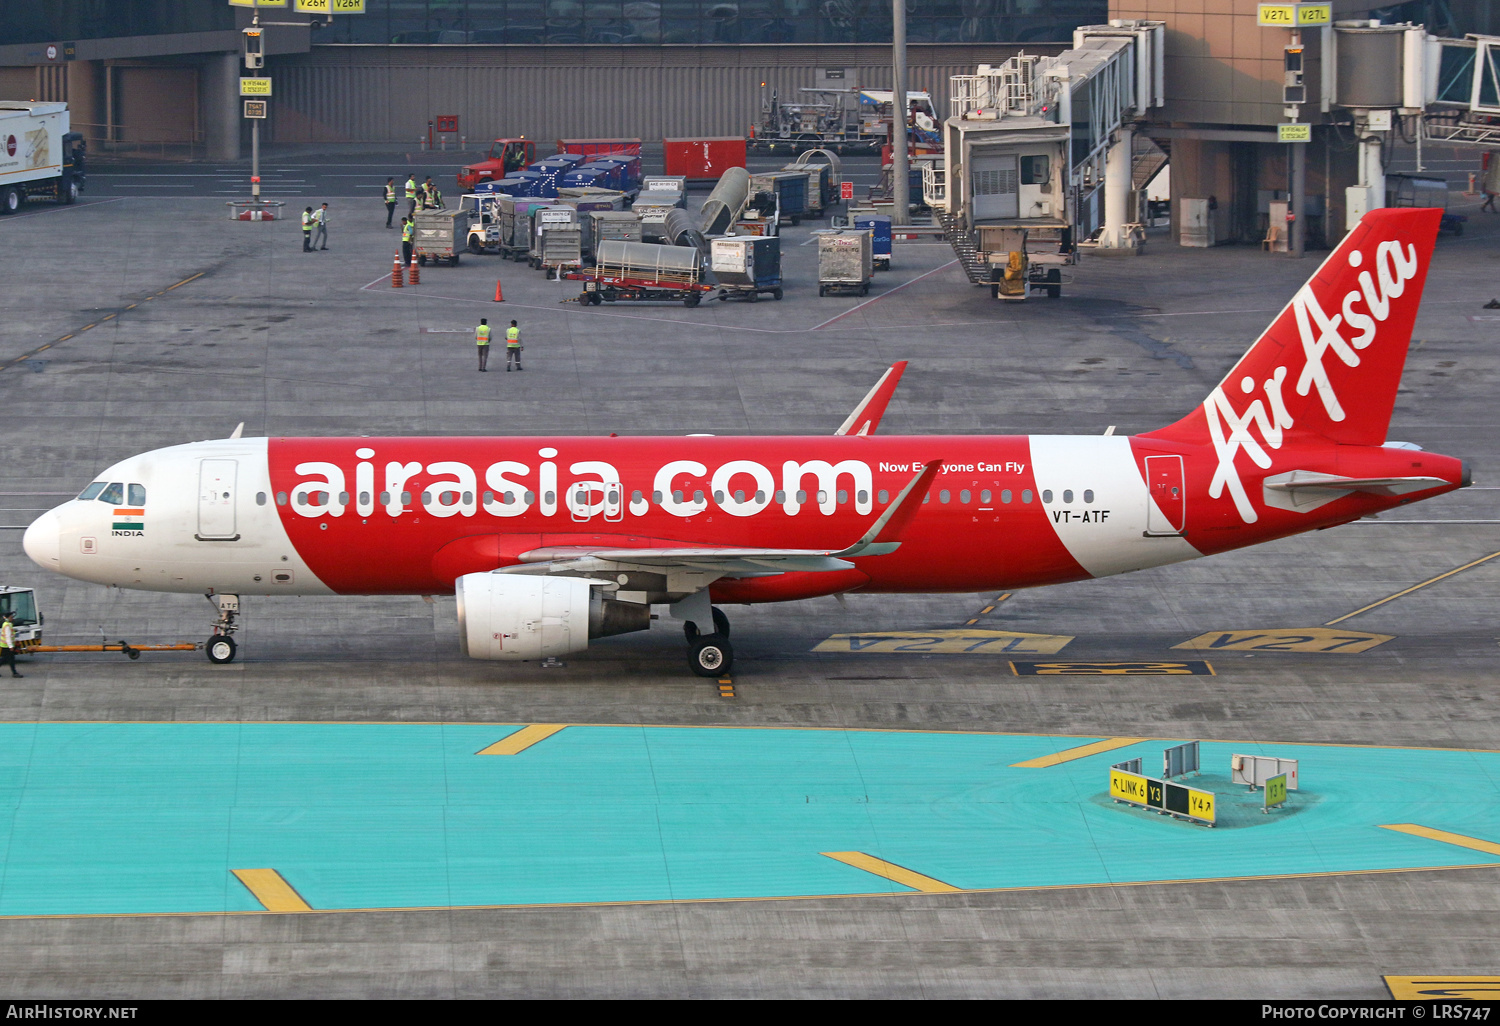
[926,19,1165,290]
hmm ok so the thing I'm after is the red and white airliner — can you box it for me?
[22,209,1467,675]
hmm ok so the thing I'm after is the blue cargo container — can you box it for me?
[854,214,892,270]
[560,166,609,190]
[590,156,643,194]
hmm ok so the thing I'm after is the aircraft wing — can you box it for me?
[503,460,942,580]
[835,362,907,436]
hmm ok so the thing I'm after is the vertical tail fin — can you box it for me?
[1144,207,1442,448]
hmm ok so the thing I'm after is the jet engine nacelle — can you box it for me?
[455,572,651,661]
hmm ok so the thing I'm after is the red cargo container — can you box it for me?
[663,137,747,181]
[557,138,642,160]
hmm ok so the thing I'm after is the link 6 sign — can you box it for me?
[1110,767,1216,826]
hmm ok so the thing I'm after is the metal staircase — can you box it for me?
[1132,135,1169,192]
[936,210,989,284]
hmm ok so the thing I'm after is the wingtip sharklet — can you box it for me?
[835,361,909,437]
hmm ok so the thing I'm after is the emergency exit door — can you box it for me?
[971,154,1019,219]
[568,481,624,522]
[1144,455,1185,535]
[197,459,238,540]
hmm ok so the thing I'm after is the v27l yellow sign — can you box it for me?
[1258,4,1330,26]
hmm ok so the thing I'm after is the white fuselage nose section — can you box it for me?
[23,439,331,596]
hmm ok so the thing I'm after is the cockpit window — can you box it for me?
[78,482,106,500]
[98,482,124,505]
[127,483,146,506]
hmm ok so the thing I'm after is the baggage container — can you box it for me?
[748,170,808,225]
[529,205,579,269]
[817,229,872,296]
[497,197,550,259]
[853,214,892,270]
[640,176,687,206]
[589,156,642,195]
[783,163,834,216]
[560,166,608,190]
[414,207,474,267]
[663,137,747,180]
[590,210,643,245]
[558,138,642,160]
[539,226,583,277]
[711,236,782,302]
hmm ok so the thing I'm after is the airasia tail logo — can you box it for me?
[1205,238,1420,524]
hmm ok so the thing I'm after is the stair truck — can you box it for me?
[0,101,85,213]
[567,240,713,307]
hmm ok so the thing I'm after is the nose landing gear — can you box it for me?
[205,593,240,664]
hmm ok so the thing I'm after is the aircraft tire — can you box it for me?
[206,635,237,664]
[689,635,732,677]
[711,606,730,637]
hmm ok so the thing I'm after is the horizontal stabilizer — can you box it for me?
[1263,470,1449,513]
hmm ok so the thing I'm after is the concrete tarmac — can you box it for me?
[0,157,1497,997]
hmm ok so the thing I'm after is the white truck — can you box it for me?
[0,101,86,213]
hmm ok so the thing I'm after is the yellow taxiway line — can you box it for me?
[1010,737,1149,769]
[1379,823,1500,858]
[476,723,568,755]
[820,852,960,893]
[1326,550,1500,625]
[232,869,313,913]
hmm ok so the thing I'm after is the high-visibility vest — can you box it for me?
[505,326,520,347]
[476,325,491,346]
[301,211,313,230]
[405,179,417,199]
[0,621,14,649]
[402,223,414,242]
[385,184,396,203]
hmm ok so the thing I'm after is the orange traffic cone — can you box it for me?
[409,257,420,285]
[391,253,404,288]
[494,279,505,302]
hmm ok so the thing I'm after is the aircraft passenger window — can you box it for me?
[1084,489,1094,504]
[462,491,473,504]
[713,490,725,503]
[98,483,124,505]
[693,489,705,504]
[276,492,287,506]
[755,490,765,503]
[960,489,971,504]
[775,490,787,503]
[544,491,555,505]
[296,493,307,506]
[421,492,432,505]
[401,491,412,504]
[1042,490,1053,503]
[128,484,147,505]
[877,490,889,504]
[482,491,493,504]
[732,490,743,503]
[379,491,390,505]
[857,489,867,504]
[257,492,267,506]
[338,492,350,505]
[524,491,535,504]
[653,490,663,503]
[939,490,950,504]
[1001,489,1012,503]
[358,492,369,505]
[817,490,827,504]
[78,482,106,500]
[1022,489,1034,503]
[797,490,808,504]
[607,490,618,504]
[632,490,643,504]
[1062,490,1073,503]
[574,489,587,505]
[980,490,992,504]
[837,489,847,505]
[673,490,684,503]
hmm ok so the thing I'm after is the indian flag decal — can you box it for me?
[112,507,144,532]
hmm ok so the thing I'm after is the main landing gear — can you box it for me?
[205,593,240,664]
[683,606,733,677]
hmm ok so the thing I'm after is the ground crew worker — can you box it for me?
[313,202,329,251]
[301,206,314,252]
[476,317,491,372]
[1482,151,1499,213]
[423,177,439,210]
[400,216,414,266]
[405,175,418,217]
[505,319,522,371]
[0,611,21,679]
[384,177,397,228]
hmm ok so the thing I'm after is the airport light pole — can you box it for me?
[890,0,910,222]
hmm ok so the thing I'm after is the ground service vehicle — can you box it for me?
[569,240,710,307]
[817,229,873,296]
[22,211,1468,678]
[751,88,883,154]
[413,208,471,266]
[0,101,85,212]
[0,587,42,648]
[712,236,783,301]
[457,138,536,192]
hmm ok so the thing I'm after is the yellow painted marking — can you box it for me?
[101,313,115,321]
[125,303,137,310]
[476,723,566,755]
[1011,737,1149,769]
[821,852,960,893]
[1173,628,1392,654]
[232,869,312,912]
[36,344,50,351]
[79,323,95,331]
[1326,551,1500,625]
[57,334,72,341]
[1385,976,1500,1001]
[1379,823,1500,859]
[813,629,1072,655]
[164,272,205,291]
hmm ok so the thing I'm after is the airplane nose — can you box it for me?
[23,507,62,570]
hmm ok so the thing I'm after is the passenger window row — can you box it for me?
[1040,489,1096,504]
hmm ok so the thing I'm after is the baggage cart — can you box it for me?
[497,197,549,260]
[529,206,579,270]
[640,176,687,206]
[414,207,473,266]
[816,229,872,296]
[590,210,644,246]
[539,226,583,279]
[853,213,892,270]
[711,236,783,302]
[567,240,712,307]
